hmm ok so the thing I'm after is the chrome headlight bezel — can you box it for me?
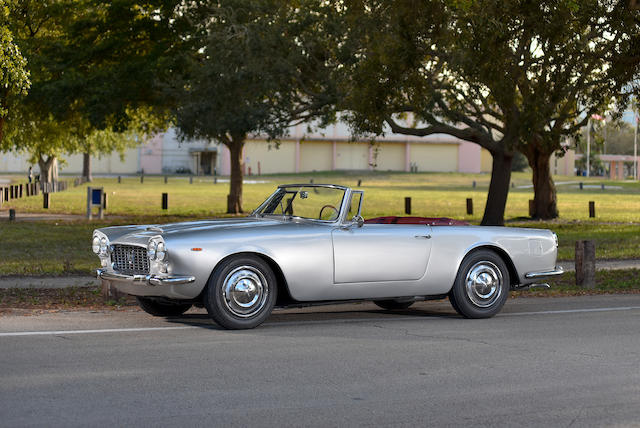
[92,231,110,257]
[147,240,158,260]
[147,236,167,262]
[156,242,166,261]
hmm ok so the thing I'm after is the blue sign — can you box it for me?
[91,188,102,205]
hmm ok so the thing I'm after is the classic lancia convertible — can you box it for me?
[94,184,562,329]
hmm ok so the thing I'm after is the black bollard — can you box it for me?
[405,197,411,215]
[162,193,168,210]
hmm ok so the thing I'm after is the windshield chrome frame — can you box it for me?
[250,184,352,225]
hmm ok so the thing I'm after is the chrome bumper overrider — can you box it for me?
[524,266,565,279]
[97,269,196,286]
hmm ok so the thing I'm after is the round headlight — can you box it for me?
[99,237,108,254]
[92,236,101,254]
[147,241,158,259]
[156,242,166,261]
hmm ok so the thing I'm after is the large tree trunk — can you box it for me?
[37,155,56,184]
[226,135,245,214]
[481,151,513,226]
[529,151,558,219]
[82,152,92,182]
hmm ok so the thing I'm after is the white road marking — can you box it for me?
[501,306,640,316]
[0,326,197,337]
[1,305,639,337]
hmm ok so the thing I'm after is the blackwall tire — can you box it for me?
[136,297,192,317]
[374,299,414,310]
[205,255,277,330]
[449,249,510,319]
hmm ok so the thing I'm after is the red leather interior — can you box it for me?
[364,216,469,226]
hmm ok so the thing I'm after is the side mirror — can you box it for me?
[352,215,364,228]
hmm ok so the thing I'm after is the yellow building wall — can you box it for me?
[374,143,405,171]
[336,142,369,170]
[551,149,575,176]
[410,144,458,172]
[300,141,333,172]
[60,148,140,174]
[243,140,296,174]
[480,148,492,173]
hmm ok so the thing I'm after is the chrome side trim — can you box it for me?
[524,266,564,279]
[97,269,195,286]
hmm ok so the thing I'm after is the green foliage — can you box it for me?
[336,0,640,221]
[0,0,30,120]
[172,0,337,144]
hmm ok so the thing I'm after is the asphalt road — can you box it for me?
[1,295,640,427]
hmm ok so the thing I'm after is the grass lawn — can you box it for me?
[1,171,639,276]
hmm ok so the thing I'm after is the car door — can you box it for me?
[331,223,432,283]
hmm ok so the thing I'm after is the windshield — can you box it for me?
[253,185,346,221]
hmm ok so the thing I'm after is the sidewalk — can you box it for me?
[557,259,640,272]
[0,212,88,221]
[2,259,639,290]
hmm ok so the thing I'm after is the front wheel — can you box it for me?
[136,297,192,317]
[205,255,277,329]
[449,250,510,318]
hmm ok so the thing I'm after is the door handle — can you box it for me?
[414,235,431,239]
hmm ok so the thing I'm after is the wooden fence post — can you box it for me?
[575,240,596,288]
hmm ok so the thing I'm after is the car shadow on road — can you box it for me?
[161,303,461,331]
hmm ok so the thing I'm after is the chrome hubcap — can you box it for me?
[465,261,503,308]
[222,266,268,318]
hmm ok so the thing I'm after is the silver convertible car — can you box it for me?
[94,184,563,329]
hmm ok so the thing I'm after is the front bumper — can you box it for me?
[524,266,565,280]
[97,269,196,287]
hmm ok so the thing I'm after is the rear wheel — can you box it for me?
[449,250,510,318]
[136,297,192,317]
[205,255,277,329]
[374,299,414,310]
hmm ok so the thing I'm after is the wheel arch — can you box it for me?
[462,245,520,287]
[198,251,295,306]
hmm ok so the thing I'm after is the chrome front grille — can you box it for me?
[112,245,149,275]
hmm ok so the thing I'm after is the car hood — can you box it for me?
[101,217,282,246]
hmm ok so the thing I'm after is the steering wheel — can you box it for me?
[318,204,339,220]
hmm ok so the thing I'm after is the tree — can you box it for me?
[337,0,640,224]
[0,0,30,140]
[2,0,182,181]
[171,0,337,213]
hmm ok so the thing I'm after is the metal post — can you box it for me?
[404,197,411,215]
[634,113,638,181]
[162,193,168,210]
[87,187,92,220]
[466,198,473,215]
[586,117,591,177]
[589,201,596,218]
